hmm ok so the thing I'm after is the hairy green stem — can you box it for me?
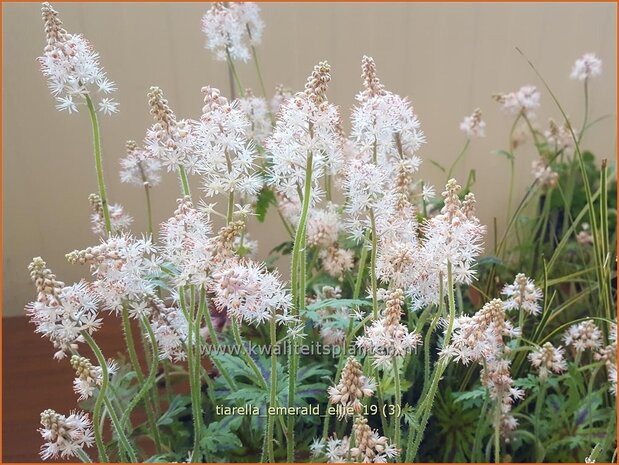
[287,151,313,460]
[178,165,191,199]
[82,331,136,462]
[267,308,277,463]
[393,356,402,453]
[446,138,470,181]
[85,94,112,234]
[406,264,456,462]
[369,210,379,319]
[120,307,162,452]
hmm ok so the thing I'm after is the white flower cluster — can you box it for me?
[442,299,523,438]
[202,2,264,62]
[149,297,192,362]
[237,88,273,145]
[70,355,117,401]
[544,119,574,155]
[356,289,422,368]
[570,53,603,81]
[531,159,559,189]
[493,85,541,118]
[528,342,567,381]
[310,435,351,463]
[38,3,118,115]
[88,193,133,236]
[120,141,162,188]
[25,258,102,359]
[144,87,200,173]
[66,234,160,315]
[267,62,343,206]
[459,108,486,138]
[196,86,262,201]
[159,197,214,287]
[210,259,291,326]
[413,180,485,307]
[343,158,393,242]
[38,409,94,460]
[562,319,603,352]
[351,56,425,171]
[502,273,544,316]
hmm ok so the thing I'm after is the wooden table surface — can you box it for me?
[2,315,136,463]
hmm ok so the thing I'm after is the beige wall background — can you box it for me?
[3,2,617,316]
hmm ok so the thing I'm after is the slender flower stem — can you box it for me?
[194,288,210,462]
[578,79,589,144]
[533,379,546,461]
[180,287,203,462]
[76,449,93,463]
[247,35,275,123]
[393,356,402,453]
[82,331,137,462]
[369,210,379,319]
[225,150,235,224]
[267,308,277,463]
[446,138,470,181]
[84,94,112,235]
[287,151,314,461]
[322,231,370,440]
[120,307,162,452]
[178,166,191,199]
[231,319,267,389]
[226,48,244,97]
[137,162,154,239]
[406,264,456,462]
[494,404,501,463]
[473,389,491,462]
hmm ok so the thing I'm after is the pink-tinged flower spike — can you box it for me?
[356,289,422,369]
[442,299,519,365]
[327,357,375,418]
[66,234,160,315]
[351,56,425,171]
[194,86,262,203]
[38,409,94,460]
[25,258,102,359]
[443,299,524,439]
[209,259,292,326]
[459,108,486,138]
[144,86,199,174]
[202,2,264,62]
[502,273,544,316]
[88,193,132,236]
[38,3,117,115]
[563,319,603,353]
[528,342,567,381]
[570,53,602,81]
[413,179,486,309]
[70,355,117,401]
[531,159,559,189]
[544,119,574,155]
[493,85,540,118]
[350,416,399,463]
[120,141,162,188]
[266,61,343,207]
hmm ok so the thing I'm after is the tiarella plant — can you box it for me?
[28,2,616,463]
